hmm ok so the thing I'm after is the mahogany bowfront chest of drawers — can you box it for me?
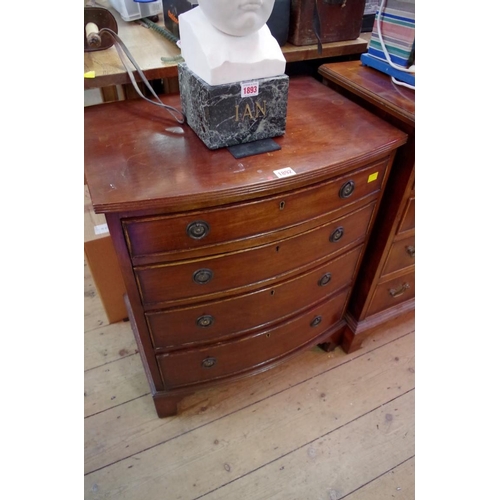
[319,61,416,352]
[84,76,406,417]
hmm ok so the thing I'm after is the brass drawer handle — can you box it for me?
[406,245,415,258]
[201,357,217,368]
[196,315,214,328]
[318,273,331,287]
[339,180,355,199]
[329,226,344,243]
[186,220,210,240]
[389,282,410,298]
[310,315,322,327]
[193,268,213,285]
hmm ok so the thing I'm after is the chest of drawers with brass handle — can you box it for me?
[318,61,416,353]
[84,76,406,417]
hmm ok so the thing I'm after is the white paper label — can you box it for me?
[241,81,259,98]
[94,223,109,235]
[273,167,297,179]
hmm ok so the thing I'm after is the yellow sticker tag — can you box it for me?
[84,71,96,79]
[368,172,379,183]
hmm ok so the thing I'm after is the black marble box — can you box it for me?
[178,63,289,150]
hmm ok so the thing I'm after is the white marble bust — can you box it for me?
[179,0,286,86]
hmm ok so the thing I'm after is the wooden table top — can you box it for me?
[84,76,407,214]
[84,1,369,90]
[319,61,415,127]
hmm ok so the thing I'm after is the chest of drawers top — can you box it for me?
[84,76,407,216]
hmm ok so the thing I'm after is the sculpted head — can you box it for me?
[197,0,275,37]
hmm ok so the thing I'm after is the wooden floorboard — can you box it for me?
[344,456,415,500]
[84,262,415,499]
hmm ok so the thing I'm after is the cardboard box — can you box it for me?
[84,185,128,324]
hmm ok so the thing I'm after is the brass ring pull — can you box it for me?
[406,245,415,258]
[201,357,217,368]
[389,282,410,298]
[193,268,213,285]
[339,180,355,199]
[318,273,331,287]
[329,226,344,243]
[196,315,214,328]
[310,315,322,327]
[186,220,210,240]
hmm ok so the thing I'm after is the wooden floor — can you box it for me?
[84,259,415,500]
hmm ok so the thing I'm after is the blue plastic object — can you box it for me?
[361,53,415,87]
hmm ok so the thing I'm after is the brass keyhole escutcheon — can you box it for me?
[279,201,286,210]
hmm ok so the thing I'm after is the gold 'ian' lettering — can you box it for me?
[235,101,267,122]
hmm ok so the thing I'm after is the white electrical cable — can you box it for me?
[391,76,415,89]
[376,0,415,89]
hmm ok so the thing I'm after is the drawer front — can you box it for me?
[366,271,415,317]
[123,160,387,259]
[157,290,349,389]
[136,202,375,307]
[397,196,415,235]
[381,234,415,277]
[146,245,363,349]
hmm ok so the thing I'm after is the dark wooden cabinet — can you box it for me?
[84,76,406,417]
[319,61,415,353]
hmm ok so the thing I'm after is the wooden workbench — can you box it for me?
[84,1,370,91]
